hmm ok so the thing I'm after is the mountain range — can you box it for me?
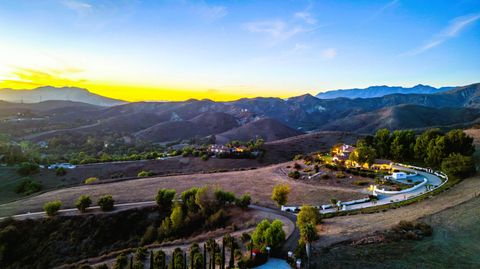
[0,83,479,144]
[0,86,125,106]
[316,84,454,99]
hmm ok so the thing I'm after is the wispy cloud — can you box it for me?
[244,7,323,44]
[294,12,317,25]
[244,20,313,42]
[61,0,93,16]
[403,13,480,56]
[368,0,400,21]
[321,48,337,59]
[187,2,228,21]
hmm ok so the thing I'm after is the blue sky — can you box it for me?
[0,0,479,101]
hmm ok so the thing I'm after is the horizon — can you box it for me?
[0,0,479,101]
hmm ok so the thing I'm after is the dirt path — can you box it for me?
[315,175,480,248]
[0,162,365,217]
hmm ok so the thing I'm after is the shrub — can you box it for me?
[271,184,291,207]
[113,253,128,269]
[335,172,346,179]
[235,194,251,209]
[15,178,42,195]
[320,174,330,180]
[75,195,92,213]
[44,200,62,217]
[200,154,209,161]
[55,167,67,176]
[138,171,154,177]
[155,189,176,211]
[135,246,148,261]
[206,209,227,228]
[97,195,114,211]
[84,177,99,184]
[17,162,39,176]
[352,180,369,186]
[288,170,300,179]
[293,163,302,170]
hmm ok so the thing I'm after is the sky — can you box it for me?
[0,0,479,101]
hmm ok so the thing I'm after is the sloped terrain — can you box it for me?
[215,118,304,144]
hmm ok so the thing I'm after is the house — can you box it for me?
[371,159,392,170]
[332,144,356,164]
[392,172,407,180]
[208,144,232,154]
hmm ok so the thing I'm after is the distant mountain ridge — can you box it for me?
[0,86,125,106]
[1,83,479,143]
[316,84,454,99]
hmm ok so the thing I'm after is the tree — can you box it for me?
[271,184,290,207]
[414,128,442,161]
[444,129,475,156]
[17,162,39,176]
[441,153,476,179]
[153,250,166,269]
[43,200,62,216]
[426,136,447,167]
[170,204,184,232]
[97,195,114,211]
[252,219,285,251]
[390,130,416,162]
[374,128,391,159]
[349,145,376,166]
[235,194,251,209]
[181,187,200,213]
[155,189,176,211]
[113,253,128,269]
[75,195,92,213]
[297,205,321,229]
[195,186,220,215]
[214,189,236,207]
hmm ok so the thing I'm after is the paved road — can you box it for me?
[320,164,443,213]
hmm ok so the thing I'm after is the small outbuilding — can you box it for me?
[392,172,407,180]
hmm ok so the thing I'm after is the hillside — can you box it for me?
[215,118,304,144]
[319,104,480,133]
[0,86,125,106]
[316,84,453,99]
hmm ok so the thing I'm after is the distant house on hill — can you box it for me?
[332,144,356,164]
[208,144,232,154]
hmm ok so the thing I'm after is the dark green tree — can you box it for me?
[441,153,476,179]
[155,189,176,211]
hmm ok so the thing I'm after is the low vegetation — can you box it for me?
[97,195,115,211]
[43,200,62,217]
[271,184,291,207]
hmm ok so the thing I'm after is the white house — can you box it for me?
[392,172,407,180]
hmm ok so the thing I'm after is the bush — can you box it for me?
[84,177,99,184]
[75,195,92,213]
[200,154,209,161]
[235,194,251,209]
[44,200,62,216]
[335,172,346,179]
[138,170,154,177]
[293,163,302,170]
[55,167,67,176]
[15,178,42,195]
[271,184,291,207]
[17,162,39,176]
[97,195,114,211]
[352,180,369,186]
[288,170,300,179]
[320,174,330,180]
